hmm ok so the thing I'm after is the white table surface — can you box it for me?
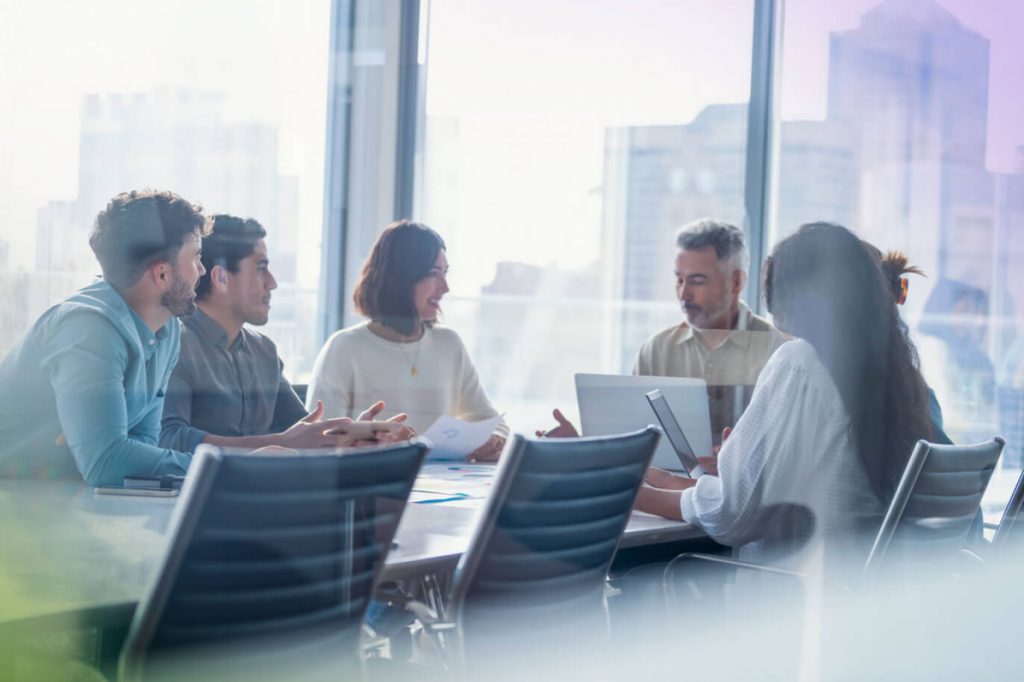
[0,464,699,625]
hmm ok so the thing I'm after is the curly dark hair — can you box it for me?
[352,220,446,337]
[763,222,935,503]
[89,190,208,290]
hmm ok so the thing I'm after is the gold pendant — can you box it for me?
[411,367,418,377]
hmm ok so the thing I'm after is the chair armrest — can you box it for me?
[662,552,853,601]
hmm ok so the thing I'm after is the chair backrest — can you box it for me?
[446,427,659,647]
[119,442,426,681]
[863,437,1004,581]
[992,467,1024,554]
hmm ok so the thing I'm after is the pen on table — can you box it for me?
[412,489,471,504]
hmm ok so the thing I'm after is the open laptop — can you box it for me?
[645,389,705,477]
[574,373,712,473]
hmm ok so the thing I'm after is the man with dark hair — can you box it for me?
[0,190,209,486]
[543,219,785,446]
[161,214,398,452]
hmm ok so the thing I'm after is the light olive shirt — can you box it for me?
[633,301,786,444]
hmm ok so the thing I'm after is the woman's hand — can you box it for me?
[468,435,506,462]
[700,426,731,476]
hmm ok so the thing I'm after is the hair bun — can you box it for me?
[881,250,924,278]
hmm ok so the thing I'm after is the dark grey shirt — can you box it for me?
[160,308,307,453]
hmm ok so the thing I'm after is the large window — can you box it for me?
[0,0,331,380]
[412,0,757,431]
[769,0,1024,510]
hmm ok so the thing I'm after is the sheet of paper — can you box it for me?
[422,414,504,460]
[410,463,497,505]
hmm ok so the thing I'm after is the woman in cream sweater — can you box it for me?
[307,220,507,461]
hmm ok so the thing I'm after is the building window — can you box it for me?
[410,0,757,429]
[769,0,1024,512]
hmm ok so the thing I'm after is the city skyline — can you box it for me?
[1,0,1021,401]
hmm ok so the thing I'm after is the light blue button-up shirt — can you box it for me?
[0,280,192,486]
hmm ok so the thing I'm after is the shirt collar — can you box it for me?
[186,307,233,349]
[725,302,755,349]
[678,301,756,349]
[126,307,171,359]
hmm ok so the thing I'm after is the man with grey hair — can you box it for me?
[633,218,785,444]
[540,219,785,447]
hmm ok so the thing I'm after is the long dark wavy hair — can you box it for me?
[763,222,935,502]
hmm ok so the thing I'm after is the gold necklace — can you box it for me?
[369,321,424,377]
[398,339,423,378]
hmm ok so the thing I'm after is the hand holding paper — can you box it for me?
[422,414,505,460]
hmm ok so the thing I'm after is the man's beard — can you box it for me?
[682,298,729,330]
[162,271,197,317]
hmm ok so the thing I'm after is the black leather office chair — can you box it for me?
[420,427,659,674]
[118,442,427,682]
[863,437,1004,581]
[664,437,1005,596]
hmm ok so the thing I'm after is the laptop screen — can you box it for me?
[645,389,701,475]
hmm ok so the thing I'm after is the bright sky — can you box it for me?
[0,0,1021,297]
[421,0,1024,294]
[0,0,330,277]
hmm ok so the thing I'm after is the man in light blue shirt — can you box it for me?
[0,190,208,487]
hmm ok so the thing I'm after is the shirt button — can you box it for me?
[148,338,156,346]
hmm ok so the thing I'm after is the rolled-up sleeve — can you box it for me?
[681,344,810,547]
[43,314,192,487]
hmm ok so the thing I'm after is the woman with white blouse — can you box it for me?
[307,220,507,461]
[636,223,938,573]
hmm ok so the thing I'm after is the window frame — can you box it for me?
[320,0,782,341]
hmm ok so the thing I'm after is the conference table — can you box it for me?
[0,464,701,630]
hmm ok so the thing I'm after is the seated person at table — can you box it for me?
[307,220,508,461]
[865,243,953,444]
[160,214,406,453]
[636,223,938,572]
[0,190,208,486]
[541,219,785,444]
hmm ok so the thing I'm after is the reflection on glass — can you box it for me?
[771,0,1024,487]
[415,0,756,431]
